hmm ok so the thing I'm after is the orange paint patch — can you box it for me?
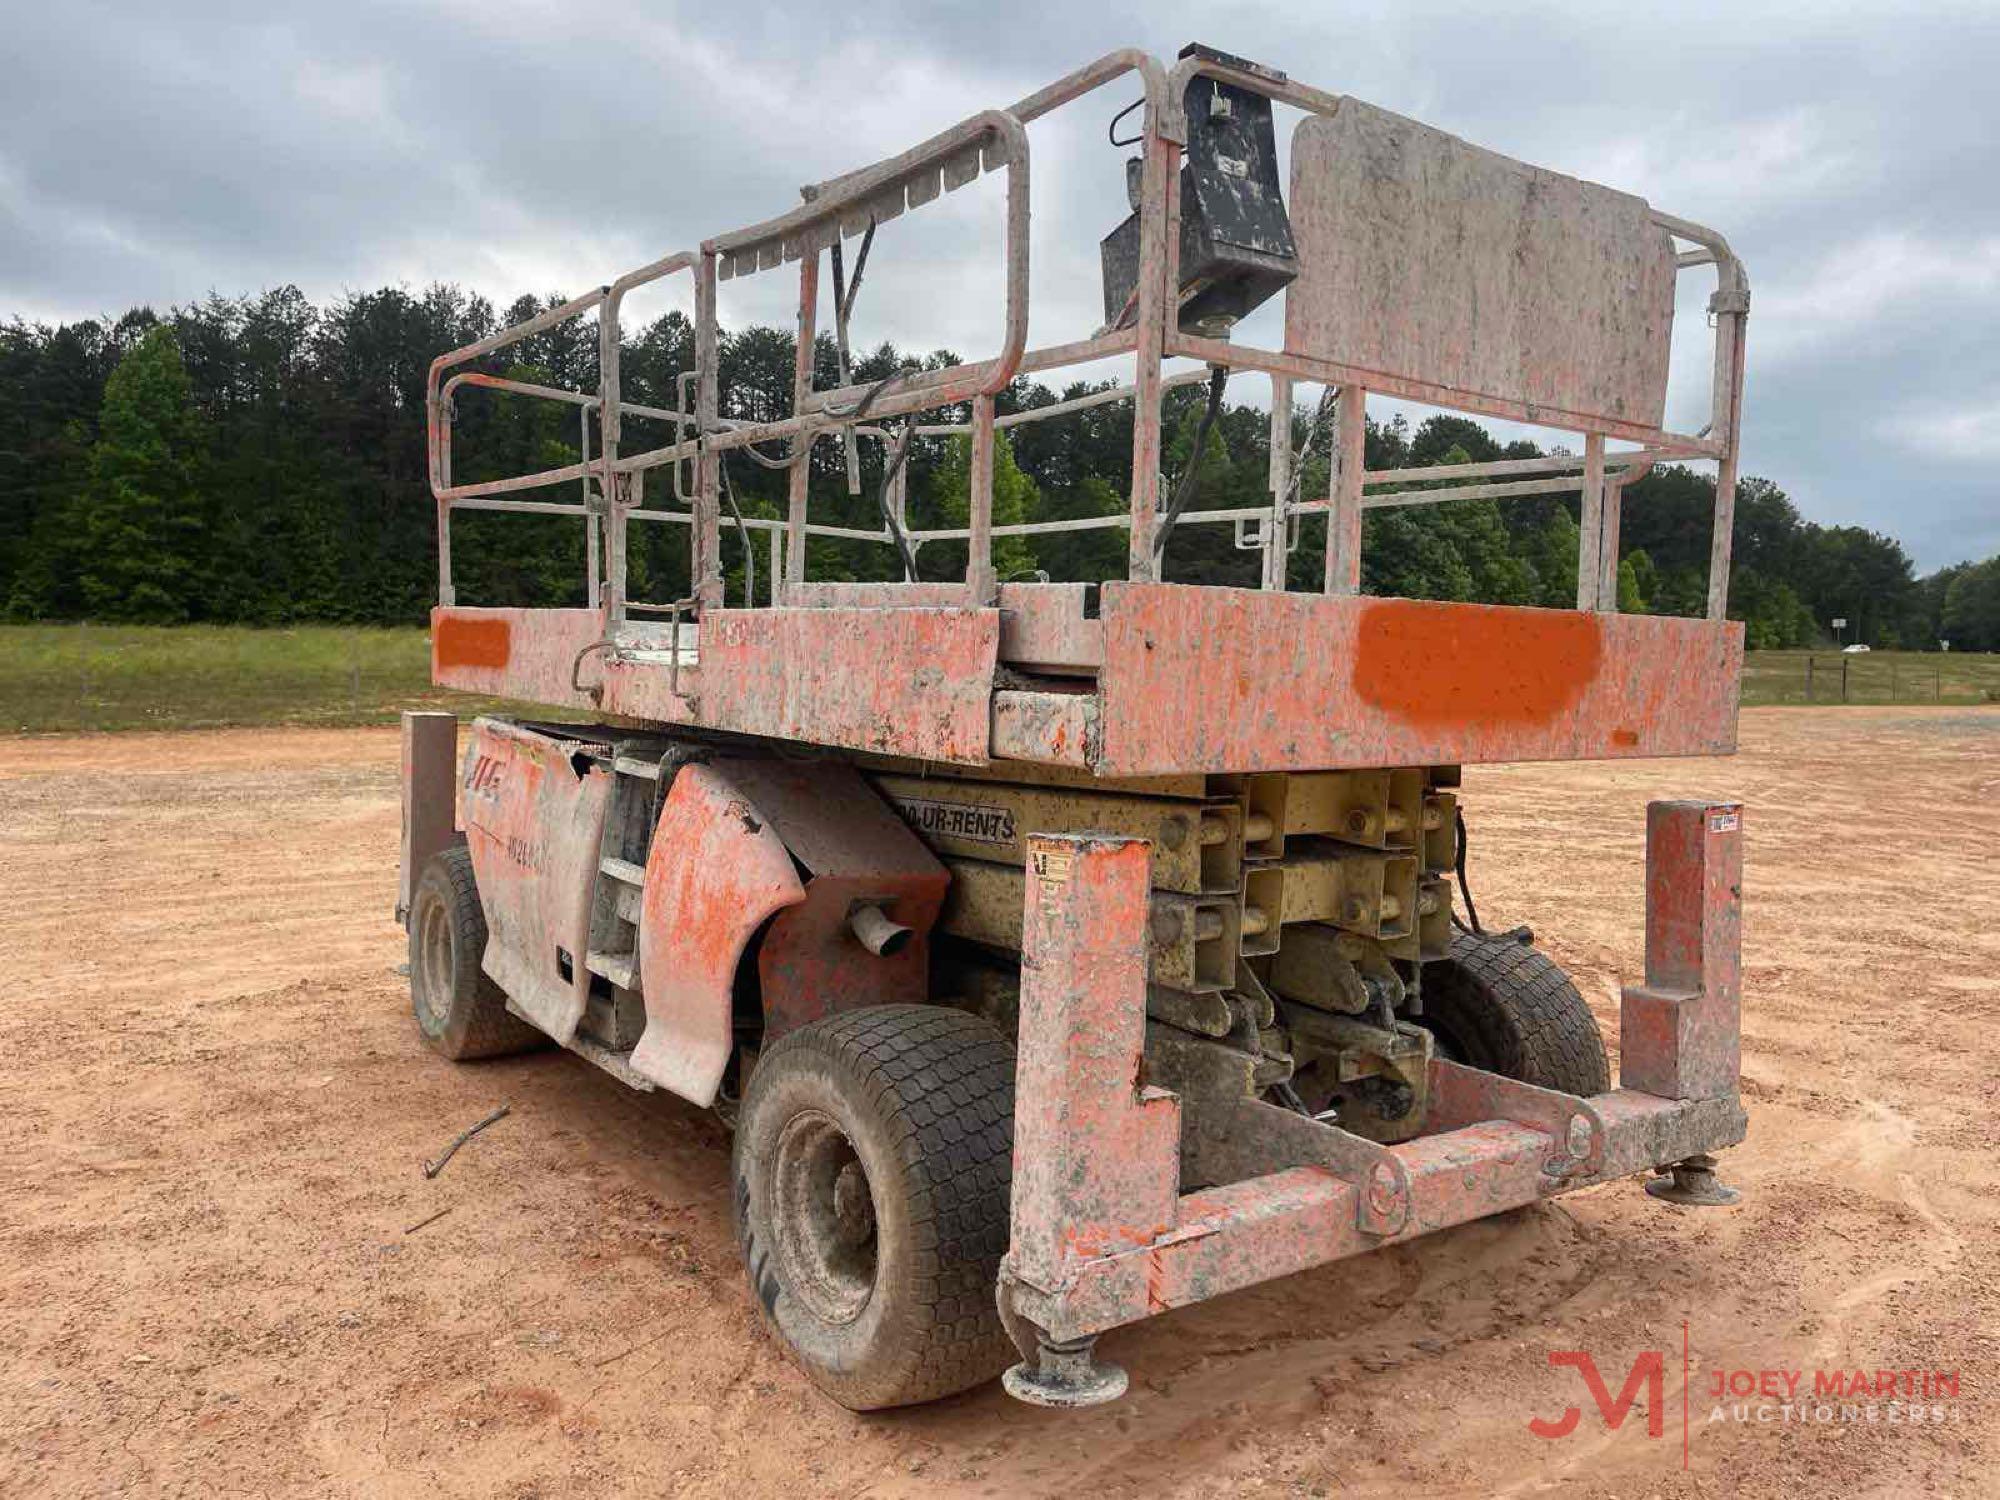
[1612,727,1641,747]
[1350,599,1602,729]
[434,614,512,671]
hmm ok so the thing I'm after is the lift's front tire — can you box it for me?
[1421,931,1610,1097]
[733,1005,1016,1410]
[407,847,546,1061]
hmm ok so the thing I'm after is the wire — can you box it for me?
[1282,385,1340,510]
[874,421,920,581]
[1270,1079,1313,1118]
[1453,805,1483,936]
[733,437,800,470]
[830,221,876,495]
[1108,98,1144,148]
[1152,365,1229,556]
[717,456,757,607]
[821,369,899,422]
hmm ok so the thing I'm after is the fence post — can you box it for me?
[1805,655,1813,703]
[1890,658,1897,703]
[1842,656,1849,703]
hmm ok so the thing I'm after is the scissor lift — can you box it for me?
[399,43,1751,1409]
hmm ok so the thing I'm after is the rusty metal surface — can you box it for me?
[430,606,605,712]
[433,589,1741,779]
[783,582,969,609]
[997,583,1103,674]
[1021,1083,1743,1345]
[632,763,806,1106]
[1001,796,1747,1353]
[459,717,611,1042]
[989,690,1097,769]
[870,773,1220,894]
[1285,101,1676,432]
[397,711,461,926]
[689,607,997,762]
[429,604,997,765]
[1425,1057,1607,1181]
[1584,1089,1748,1181]
[1094,584,1744,775]
[1620,800,1744,1100]
[706,758,947,1042]
[1183,1095,1412,1235]
[1004,835,1182,1294]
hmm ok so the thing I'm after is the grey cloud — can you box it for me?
[2,0,1993,566]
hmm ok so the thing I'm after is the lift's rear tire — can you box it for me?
[1420,931,1610,1097]
[732,1005,1016,1410]
[408,846,546,1061]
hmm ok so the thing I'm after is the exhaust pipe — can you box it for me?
[848,902,913,957]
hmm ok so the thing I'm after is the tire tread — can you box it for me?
[736,1005,1016,1408]
[410,847,546,1061]
[1424,931,1610,1096]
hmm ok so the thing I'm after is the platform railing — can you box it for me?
[425,45,1748,644]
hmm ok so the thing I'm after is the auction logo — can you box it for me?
[1528,1325,1963,1468]
[1528,1349,1665,1440]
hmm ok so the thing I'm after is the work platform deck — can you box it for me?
[431,582,1743,776]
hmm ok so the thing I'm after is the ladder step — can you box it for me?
[612,756,662,780]
[600,855,646,886]
[564,1031,654,1092]
[585,949,638,990]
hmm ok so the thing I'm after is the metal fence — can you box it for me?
[1742,652,2000,706]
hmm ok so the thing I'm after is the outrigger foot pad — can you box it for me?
[1644,1153,1741,1207]
[1002,1335,1129,1409]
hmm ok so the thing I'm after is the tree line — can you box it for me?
[4,285,1995,651]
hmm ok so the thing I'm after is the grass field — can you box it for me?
[2,624,1997,733]
[0,624,524,734]
[1739,647,2000,706]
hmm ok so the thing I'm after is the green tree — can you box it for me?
[1360,443,1539,605]
[923,429,1040,582]
[77,326,207,622]
[1615,556,1647,614]
[1523,508,1581,608]
[1,283,1975,640]
[1941,558,2000,652]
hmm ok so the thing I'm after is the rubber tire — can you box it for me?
[408,846,546,1061]
[1420,931,1610,1097]
[733,1005,1016,1411]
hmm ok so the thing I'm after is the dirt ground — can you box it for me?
[1,708,1994,1498]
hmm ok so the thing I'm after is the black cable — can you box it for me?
[733,438,799,471]
[830,221,876,495]
[875,421,920,582]
[1282,385,1340,510]
[1270,1079,1313,1118]
[1453,805,1484,937]
[717,456,757,607]
[1108,98,1144,148]
[1151,365,1229,556]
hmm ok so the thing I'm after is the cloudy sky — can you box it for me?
[4,0,1994,570]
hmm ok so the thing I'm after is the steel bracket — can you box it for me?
[1426,1057,1607,1182]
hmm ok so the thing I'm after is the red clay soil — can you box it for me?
[1,708,1993,1497]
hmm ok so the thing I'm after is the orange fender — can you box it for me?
[631,764,805,1105]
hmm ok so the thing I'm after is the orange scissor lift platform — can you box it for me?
[403,43,1751,1408]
